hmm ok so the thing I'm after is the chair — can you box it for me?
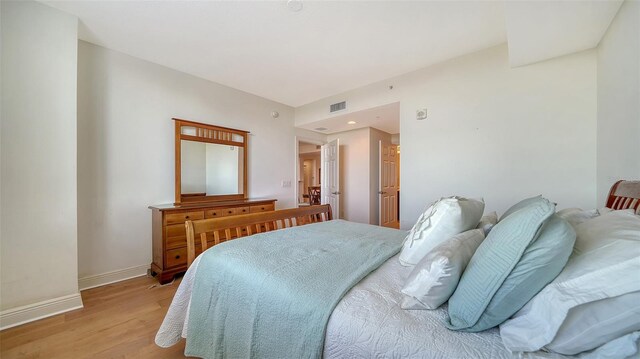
[308,186,321,205]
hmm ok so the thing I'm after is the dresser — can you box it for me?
[149,198,276,284]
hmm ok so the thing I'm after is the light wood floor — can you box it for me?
[0,275,193,359]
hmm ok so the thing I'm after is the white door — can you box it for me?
[379,141,399,228]
[321,139,340,219]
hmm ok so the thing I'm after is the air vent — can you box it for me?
[330,101,346,113]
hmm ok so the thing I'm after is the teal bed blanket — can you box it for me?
[185,219,405,359]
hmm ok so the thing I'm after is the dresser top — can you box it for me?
[148,198,277,211]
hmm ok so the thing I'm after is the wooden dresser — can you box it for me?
[149,198,276,284]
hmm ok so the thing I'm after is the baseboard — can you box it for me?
[0,293,84,331]
[78,264,149,291]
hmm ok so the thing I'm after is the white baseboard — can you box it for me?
[78,264,149,291]
[0,293,84,331]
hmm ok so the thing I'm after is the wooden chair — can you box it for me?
[185,204,332,267]
[308,186,321,205]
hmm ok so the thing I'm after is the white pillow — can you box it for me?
[399,197,485,266]
[546,291,640,355]
[598,207,636,215]
[401,229,485,310]
[599,207,614,214]
[500,210,640,354]
[556,207,599,230]
[580,331,640,359]
[476,211,497,236]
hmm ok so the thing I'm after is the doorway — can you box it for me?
[296,139,323,207]
[294,102,399,224]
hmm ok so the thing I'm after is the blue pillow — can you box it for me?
[500,195,542,221]
[467,214,575,331]
[446,197,559,331]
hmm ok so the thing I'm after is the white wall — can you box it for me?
[596,0,640,205]
[391,133,400,145]
[297,45,597,229]
[77,41,296,282]
[299,143,320,153]
[295,128,328,144]
[1,0,82,320]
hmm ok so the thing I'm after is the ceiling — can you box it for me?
[44,1,506,107]
[505,0,623,67]
[298,102,400,135]
[43,1,621,108]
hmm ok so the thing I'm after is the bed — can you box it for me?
[155,181,640,358]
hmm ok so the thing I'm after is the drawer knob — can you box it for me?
[228,210,233,214]
[175,255,181,259]
[185,216,190,219]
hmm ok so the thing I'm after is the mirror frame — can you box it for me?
[173,118,249,205]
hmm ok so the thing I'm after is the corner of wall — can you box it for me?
[595,0,640,204]
[1,0,82,326]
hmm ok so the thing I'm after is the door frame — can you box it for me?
[294,136,326,207]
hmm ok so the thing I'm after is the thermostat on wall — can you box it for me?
[416,108,428,120]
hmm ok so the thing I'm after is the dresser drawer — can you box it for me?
[165,211,204,225]
[165,224,187,249]
[166,239,214,267]
[205,209,227,218]
[250,203,275,213]
[166,247,187,268]
[218,206,251,216]
[236,206,250,215]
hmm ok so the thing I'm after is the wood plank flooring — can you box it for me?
[0,275,193,359]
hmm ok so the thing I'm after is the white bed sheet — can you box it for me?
[156,255,566,358]
[323,254,566,359]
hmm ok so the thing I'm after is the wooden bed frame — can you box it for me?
[185,204,332,266]
[606,180,640,214]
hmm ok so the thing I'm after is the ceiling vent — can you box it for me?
[330,101,346,113]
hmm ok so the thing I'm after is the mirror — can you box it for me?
[174,118,249,204]
[180,141,244,196]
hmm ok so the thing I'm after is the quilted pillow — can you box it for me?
[499,195,542,221]
[399,197,484,266]
[447,197,574,332]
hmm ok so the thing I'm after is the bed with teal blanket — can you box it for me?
[156,218,545,359]
[184,219,405,359]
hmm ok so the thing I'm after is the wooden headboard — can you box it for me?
[606,180,640,214]
[185,205,333,267]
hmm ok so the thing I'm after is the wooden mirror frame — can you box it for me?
[173,118,249,205]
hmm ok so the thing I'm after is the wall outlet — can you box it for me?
[281,180,292,188]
